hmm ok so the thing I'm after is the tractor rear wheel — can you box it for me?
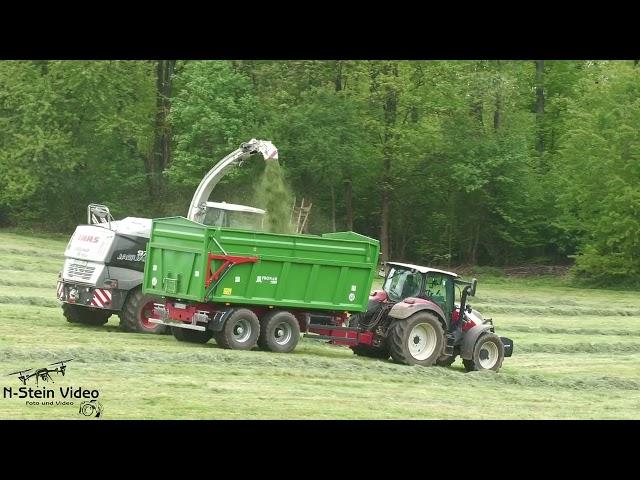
[171,327,213,344]
[351,344,390,359]
[388,312,444,366]
[463,333,504,372]
[258,311,300,353]
[214,309,260,350]
[119,288,167,334]
[63,303,111,326]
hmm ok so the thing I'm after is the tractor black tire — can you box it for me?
[171,326,213,344]
[118,288,167,334]
[63,303,111,326]
[257,311,300,353]
[463,333,505,372]
[388,311,445,366]
[436,354,457,367]
[351,344,390,359]
[213,308,260,350]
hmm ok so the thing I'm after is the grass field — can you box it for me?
[1,230,639,419]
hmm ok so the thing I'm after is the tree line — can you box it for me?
[0,60,638,284]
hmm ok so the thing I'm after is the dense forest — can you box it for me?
[0,60,638,284]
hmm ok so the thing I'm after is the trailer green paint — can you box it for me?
[143,217,380,313]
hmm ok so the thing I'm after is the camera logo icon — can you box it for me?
[78,399,104,418]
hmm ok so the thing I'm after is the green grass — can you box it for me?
[1,230,639,419]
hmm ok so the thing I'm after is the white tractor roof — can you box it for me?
[386,262,459,278]
[205,201,265,215]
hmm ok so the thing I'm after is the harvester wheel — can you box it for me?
[214,309,260,350]
[257,311,300,353]
[119,288,166,334]
[388,311,444,366]
[463,333,504,372]
[171,327,213,344]
[63,303,111,326]
[351,344,390,359]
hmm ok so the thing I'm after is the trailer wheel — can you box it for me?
[63,303,111,326]
[388,311,444,366]
[351,344,390,359]
[171,327,213,344]
[119,288,166,334]
[214,309,260,350]
[463,333,504,372]
[257,311,300,353]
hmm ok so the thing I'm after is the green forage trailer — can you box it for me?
[143,217,380,352]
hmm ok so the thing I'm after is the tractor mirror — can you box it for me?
[470,278,478,297]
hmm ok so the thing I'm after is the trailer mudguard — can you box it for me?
[460,324,494,360]
[388,299,447,329]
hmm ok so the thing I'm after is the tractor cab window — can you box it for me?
[383,267,422,302]
[425,273,453,313]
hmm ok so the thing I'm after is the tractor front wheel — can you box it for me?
[214,309,260,350]
[463,333,504,372]
[63,303,111,326]
[388,312,444,366]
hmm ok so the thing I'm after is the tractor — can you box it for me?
[346,262,514,372]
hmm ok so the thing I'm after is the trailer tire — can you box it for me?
[63,303,111,326]
[257,311,300,353]
[119,288,166,334]
[214,309,260,350]
[463,333,504,372]
[171,327,213,344]
[388,312,444,366]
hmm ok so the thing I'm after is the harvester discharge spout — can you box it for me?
[187,139,278,224]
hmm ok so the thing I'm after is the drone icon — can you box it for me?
[8,359,74,385]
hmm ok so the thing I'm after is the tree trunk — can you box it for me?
[379,63,398,264]
[493,61,502,131]
[146,60,176,211]
[470,223,481,265]
[335,60,343,92]
[330,184,336,232]
[344,178,354,231]
[535,60,545,155]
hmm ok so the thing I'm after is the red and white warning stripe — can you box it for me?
[56,282,64,300]
[91,288,112,308]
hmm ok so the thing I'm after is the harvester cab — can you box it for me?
[202,202,266,230]
[58,139,278,334]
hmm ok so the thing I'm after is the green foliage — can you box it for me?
[0,60,155,229]
[1,59,639,284]
[555,62,640,284]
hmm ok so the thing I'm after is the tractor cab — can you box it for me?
[383,262,457,318]
[202,202,266,231]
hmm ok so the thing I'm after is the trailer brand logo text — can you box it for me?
[256,275,278,284]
